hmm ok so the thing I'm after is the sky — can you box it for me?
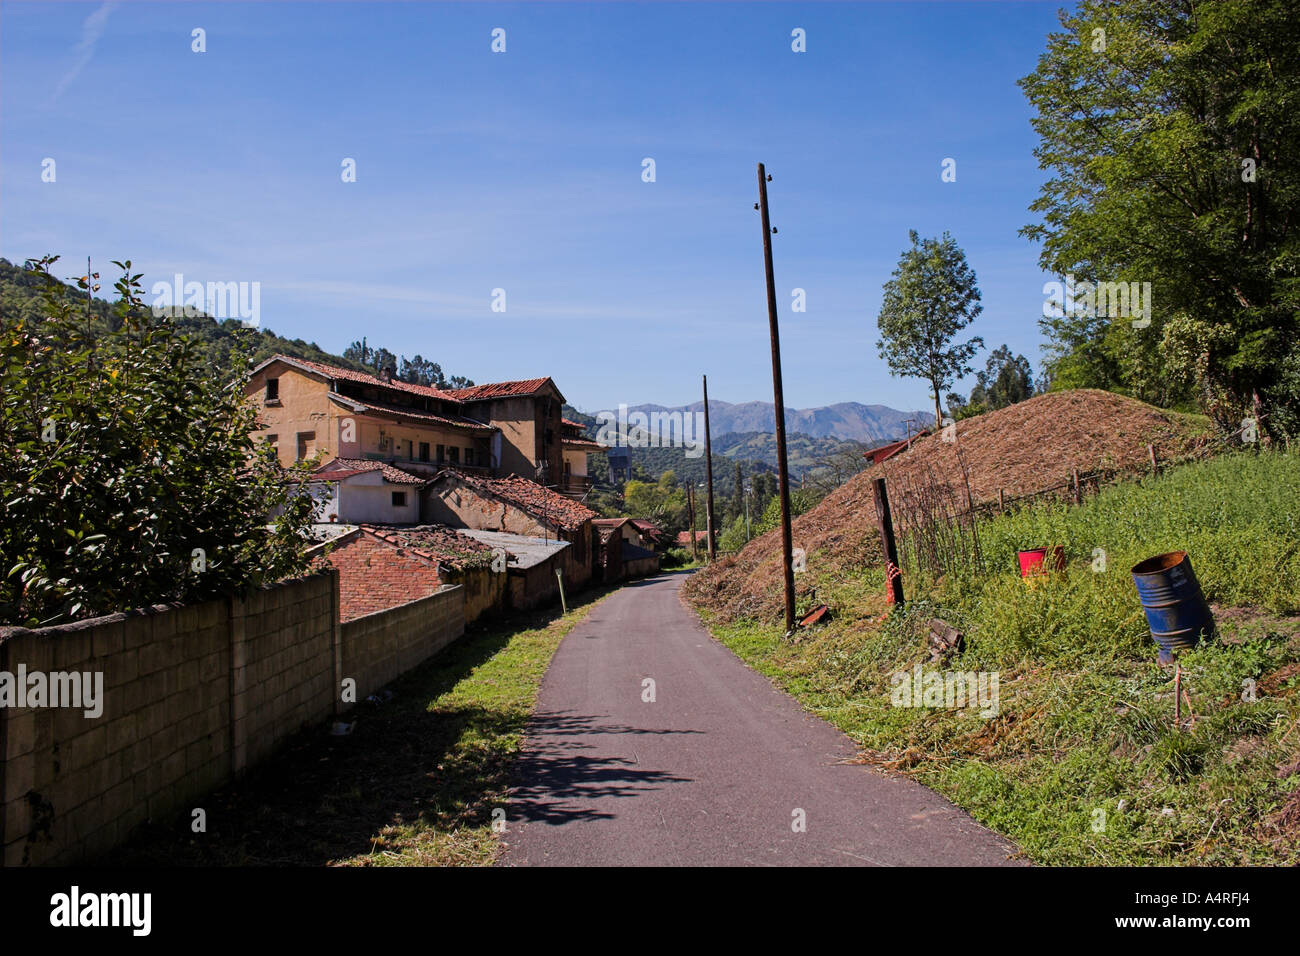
[1,0,1075,416]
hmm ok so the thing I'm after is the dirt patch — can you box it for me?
[683,389,1207,623]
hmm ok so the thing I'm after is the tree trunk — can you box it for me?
[932,387,943,431]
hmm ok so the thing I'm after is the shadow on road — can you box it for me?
[507,710,696,825]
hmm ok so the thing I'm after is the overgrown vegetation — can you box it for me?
[692,450,1300,864]
[1,256,317,626]
[1020,0,1300,435]
[0,257,366,382]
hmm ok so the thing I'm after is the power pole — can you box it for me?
[744,483,752,543]
[757,162,796,635]
[702,374,717,563]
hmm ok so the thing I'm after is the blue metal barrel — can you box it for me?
[1130,551,1215,663]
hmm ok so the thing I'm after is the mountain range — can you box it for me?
[613,400,934,443]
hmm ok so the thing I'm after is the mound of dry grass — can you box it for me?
[683,389,1209,623]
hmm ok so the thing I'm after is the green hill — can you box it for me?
[1,257,369,378]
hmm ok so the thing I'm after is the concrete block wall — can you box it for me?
[339,585,464,705]
[0,572,338,866]
[446,565,507,624]
[229,576,338,772]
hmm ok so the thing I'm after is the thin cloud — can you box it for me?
[51,2,117,104]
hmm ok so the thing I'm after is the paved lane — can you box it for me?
[500,572,1021,866]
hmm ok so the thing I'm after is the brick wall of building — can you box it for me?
[318,532,445,622]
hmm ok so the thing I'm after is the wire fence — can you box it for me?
[893,417,1267,580]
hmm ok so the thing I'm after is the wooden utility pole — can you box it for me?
[702,374,717,562]
[686,483,698,561]
[874,477,905,606]
[757,162,796,634]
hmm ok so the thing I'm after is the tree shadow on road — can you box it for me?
[505,710,698,826]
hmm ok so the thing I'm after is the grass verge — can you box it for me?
[692,449,1300,865]
[103,586,612,866]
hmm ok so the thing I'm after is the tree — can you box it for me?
[343,338,372,367]
[970,344,1034,411]
[1020,0,1300,433]
[1,256,318,626]
[876,231,985,427]
[345,339,473,390]
[397,354,436,386]
[728,462,745,524]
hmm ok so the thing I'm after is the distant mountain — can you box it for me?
[619,399,933,443]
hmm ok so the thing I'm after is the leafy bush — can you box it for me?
[1,256,317,626]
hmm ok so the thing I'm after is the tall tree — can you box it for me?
[876,230,984,427]
[1020,0,1300,434]
[398,354,443,387]
[970,344,1035,411]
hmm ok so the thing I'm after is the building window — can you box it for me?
[419,442,430,462]
[296,431,316,461]
[465,447,474,466]
[392,491,407,507]
[265,378,279,404]
[436,444,445,464]
[448,447,460,464]
[265,434,278,452]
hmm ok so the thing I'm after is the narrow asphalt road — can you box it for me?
[500,571,1021,866]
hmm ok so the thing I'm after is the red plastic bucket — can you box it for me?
[1018,546,1065,578]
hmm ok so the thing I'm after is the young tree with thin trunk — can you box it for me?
[875,230,984,428]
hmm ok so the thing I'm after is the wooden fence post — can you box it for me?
[1072,469,1081,506]
[873,477,905,607]
[1148,443,1159,476]
[998,488,1005,512]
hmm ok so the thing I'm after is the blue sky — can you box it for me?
[2,1,1073,415]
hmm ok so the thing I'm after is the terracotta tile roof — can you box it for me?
[631,519,666,539]
[593,517,628,543]
[562,436,607,452]
[360,524,497,570]
[562,418,586,428]
[675,530,710,546]
[443,378,556,402]
[863,431,930,466]
[338,395,497,433]
[312,458,428,485]
[263,354,464,402]
[258,354,564,415]
[439,471,596,531]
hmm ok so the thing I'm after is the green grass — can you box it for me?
[106,588,612,867]
[696,449,1300,865]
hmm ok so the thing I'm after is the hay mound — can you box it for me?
[682,389,1207,623]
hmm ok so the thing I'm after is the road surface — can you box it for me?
[500,571,1021,866]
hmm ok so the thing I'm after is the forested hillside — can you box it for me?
[0,257,470,387]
